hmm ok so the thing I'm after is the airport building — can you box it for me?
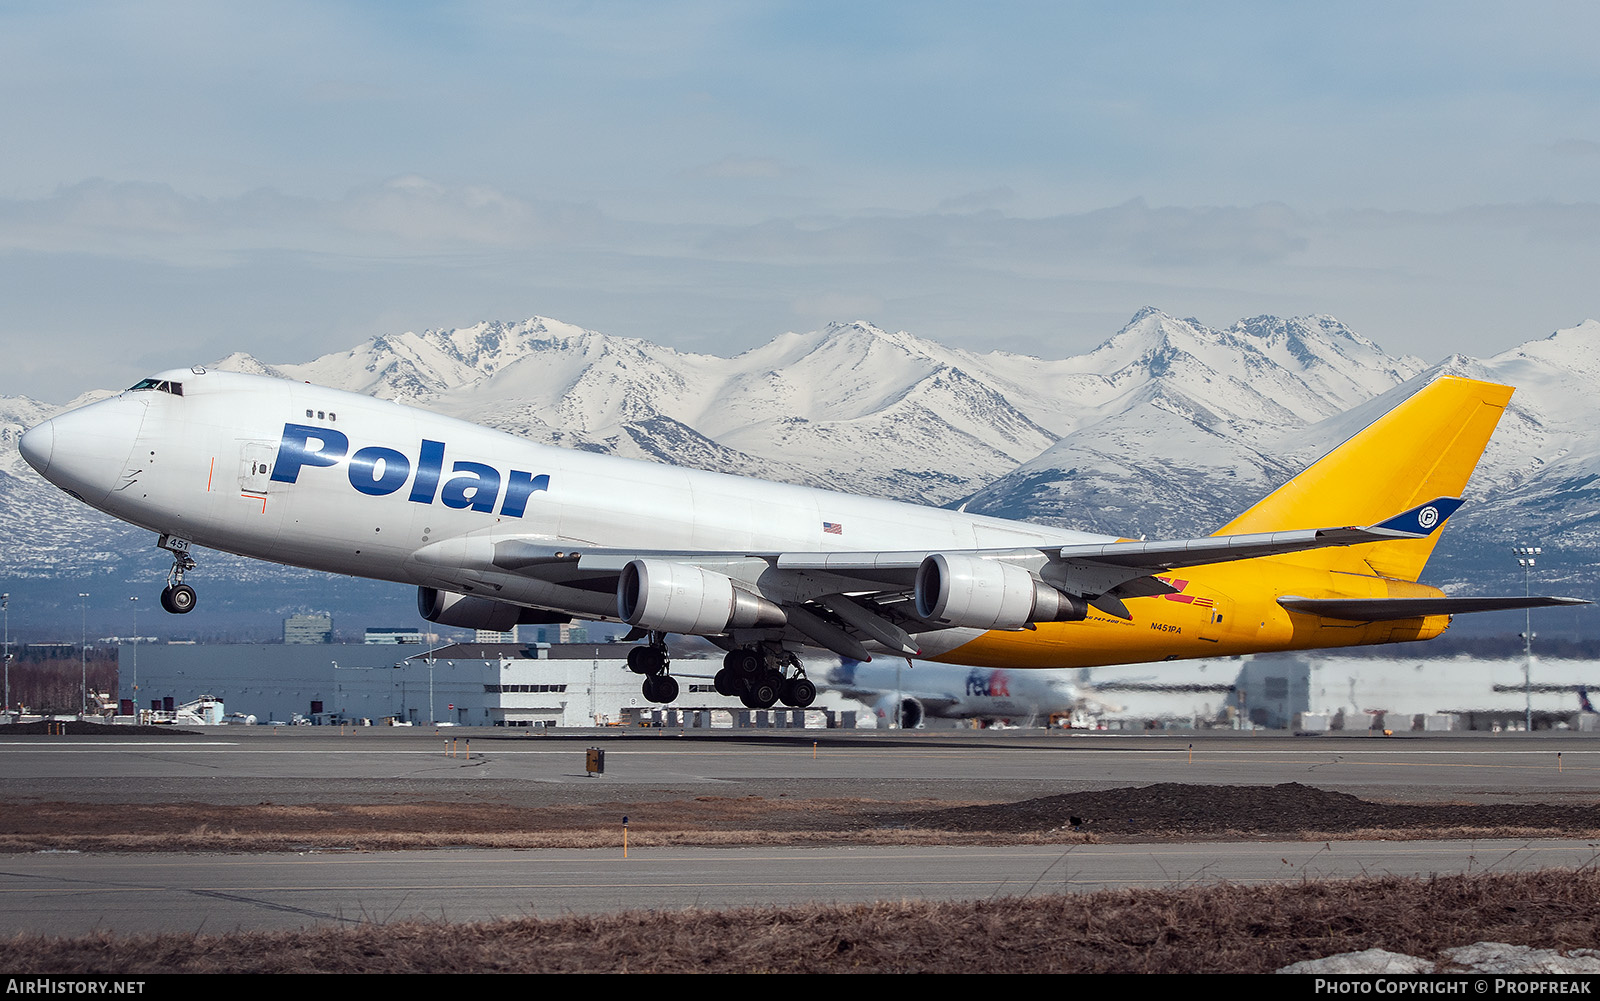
[282,613,332,645]
[1084,653,1600,731]
[363,626,425,645]
[110,637,1600,732]
[116,641,858,727]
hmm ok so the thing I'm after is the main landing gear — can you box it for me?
[628,634,679,704]
[714,646,816,710]
[630,639,816,709]
[156,534,198,615]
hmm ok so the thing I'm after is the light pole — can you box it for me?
[2,592,9,722]
[128,595,139,719]
[79,593,90,718]
[1513,545,1542,732]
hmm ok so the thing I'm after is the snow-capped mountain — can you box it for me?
[956,310,1431,540]
[1,308,1595,636]
[221,317,1064,504]
[210,310,1430,512]
[1438,320,1600,542]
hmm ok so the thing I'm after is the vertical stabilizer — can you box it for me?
[1213,376,1511,582]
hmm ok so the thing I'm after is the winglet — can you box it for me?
[1369,497,1464,538]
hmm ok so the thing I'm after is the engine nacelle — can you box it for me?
[417,587,567,631]
[617,560,787,635]
[914,554,1088,630]
[874,693,924,729]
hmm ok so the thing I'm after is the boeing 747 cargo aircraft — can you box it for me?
[19,369,1582,709]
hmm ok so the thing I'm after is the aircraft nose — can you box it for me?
[21,397,146,507]
[18,421,53,476]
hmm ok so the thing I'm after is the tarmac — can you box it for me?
[2,725,1597,935]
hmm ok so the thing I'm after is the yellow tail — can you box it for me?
[1214,375,1512,581]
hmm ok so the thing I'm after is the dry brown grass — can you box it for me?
[0,827,1106,852]
[6,870,1599,973]
[0,797,1028,853]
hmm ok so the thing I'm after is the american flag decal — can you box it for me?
[822,521,843,535]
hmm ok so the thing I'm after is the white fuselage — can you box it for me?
[22,368,1112,638]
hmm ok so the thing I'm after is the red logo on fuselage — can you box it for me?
[1156,576,1215,608]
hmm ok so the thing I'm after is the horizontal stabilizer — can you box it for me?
[1052,497,1460,573]
[1278,595,1590,621]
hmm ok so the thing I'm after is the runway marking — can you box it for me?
[7,859,1589,898]
[6,840,1590,871]
[4,743,1598,756]
[0,878,1185,894]
[0,742,242,748]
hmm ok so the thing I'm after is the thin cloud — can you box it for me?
[695,156,787,180]
[1551,139,1600,158]
[0,177,606,262]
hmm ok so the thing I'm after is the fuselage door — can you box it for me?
[1198,591,1234,643]
[239,441,276,494]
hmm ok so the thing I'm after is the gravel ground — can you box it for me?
[4,781,1599,851]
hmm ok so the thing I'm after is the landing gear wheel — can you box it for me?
[160,584,197,615]
[713,668,740,697]
[746,672,781,709]
[628,645,669,675]
[781,677,816,708]
[157,534,199,615]
[725,647,763,675]
[627,646,649,675]
[642,673,679,704]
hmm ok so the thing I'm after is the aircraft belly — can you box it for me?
[926,594,1244,669]
[408,567,616,620]
[906,627,987,658]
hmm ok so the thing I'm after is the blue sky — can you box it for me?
[3,1,1599,401]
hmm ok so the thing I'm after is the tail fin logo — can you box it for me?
[1373,496,1463,537]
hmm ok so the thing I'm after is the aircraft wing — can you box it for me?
[1278,595,1590,621]
[774,497,1461,590]
[473,498,1473,659]
[830,681,961,717]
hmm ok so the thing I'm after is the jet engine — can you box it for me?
[874,693,924,729]
[914,554,1088,630]
[617,559,787,635]
[417,587,567,631]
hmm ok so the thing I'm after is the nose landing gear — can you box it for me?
[156,534,198,615]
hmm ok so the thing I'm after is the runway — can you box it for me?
[2,727,1598,806]
[5,839,1598,937]
[2,727,1597,937]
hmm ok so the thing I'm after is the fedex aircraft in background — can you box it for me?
[19,368,1582,710]
[820,659,1109,729]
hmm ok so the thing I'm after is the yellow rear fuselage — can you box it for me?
[937,556,1450,669]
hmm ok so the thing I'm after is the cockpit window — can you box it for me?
[128,379,184,396]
